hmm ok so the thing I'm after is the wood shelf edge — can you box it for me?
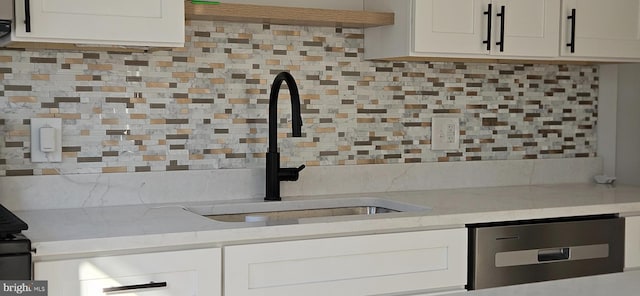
[184,1,394,28]
[3,42,173,53]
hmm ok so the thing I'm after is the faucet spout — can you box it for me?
[265,72,305,202]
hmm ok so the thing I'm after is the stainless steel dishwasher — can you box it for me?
[467,215,625,290]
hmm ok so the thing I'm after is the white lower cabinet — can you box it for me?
[34,248,221,296]
[625,216,640,270]
[224,228,468,296]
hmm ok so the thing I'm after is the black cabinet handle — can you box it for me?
[483,4,492,51]
[103,282,167,293]
[495,5,505,52]
[24,0,31,33]
[567,8,576,53]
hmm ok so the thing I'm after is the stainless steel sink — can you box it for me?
[206,206,397,223]
[187,197,429,225]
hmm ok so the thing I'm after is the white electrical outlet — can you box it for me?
[431,117,460,151]
[31,118,62,163]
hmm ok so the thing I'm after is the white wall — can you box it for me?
[616,64,640,185]
[219,0,364,10]
[598,65,619,176]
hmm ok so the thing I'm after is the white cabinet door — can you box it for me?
[34,248,221,296]
[369,0,559,59]
[224,228,467,296]
[413,0,490,55]
[492,0,560,57]
[561,0,640,59]
[12,0,184,47]
[414,0,560,57]
[626,216,640,270]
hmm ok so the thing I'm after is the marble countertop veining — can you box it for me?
[15,183,640,259]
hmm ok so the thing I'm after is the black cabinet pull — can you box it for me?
[495,5,505,52]
[483,4,492,51]
[103,282,167,293]
[567,8,576,53]
[24,0,31,33]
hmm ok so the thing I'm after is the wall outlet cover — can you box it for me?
[31,118,62,163]
[431,117,460,151]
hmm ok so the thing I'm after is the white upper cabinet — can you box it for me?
[367,0,640,61]
[491,0,560,57]
[366,0,560,60]
[11,0,184,47]
[561,0,640,59]
[413,0,489,55]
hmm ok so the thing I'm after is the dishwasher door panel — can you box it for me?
[468,216,625,290]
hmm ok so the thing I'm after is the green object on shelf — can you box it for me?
[191,1,221,4]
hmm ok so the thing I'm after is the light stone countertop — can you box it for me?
[450,270,640,296]
[15,183,640,259]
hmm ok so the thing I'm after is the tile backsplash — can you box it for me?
[0,21,598,177]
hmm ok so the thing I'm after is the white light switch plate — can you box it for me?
[31,118,62,163]
[431,117,460,151]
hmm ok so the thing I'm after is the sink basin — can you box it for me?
[187,197,429,225]
[206,206,397,223]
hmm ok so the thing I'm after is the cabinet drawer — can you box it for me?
[224,228,467,296]
[35,248,221,296]
[81,270,194,295]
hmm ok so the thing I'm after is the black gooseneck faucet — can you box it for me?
[265,72,305,201]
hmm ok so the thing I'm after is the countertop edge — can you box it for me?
[19,183,640,259]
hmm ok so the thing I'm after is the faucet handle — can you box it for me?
[279,164,306,181]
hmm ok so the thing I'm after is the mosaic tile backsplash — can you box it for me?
[0,21,598,176]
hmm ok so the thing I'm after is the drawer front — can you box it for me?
[81,271,194,295]
[224,228,467,296]
[35,248,221,296]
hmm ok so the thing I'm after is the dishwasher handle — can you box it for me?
[538,247,570,262]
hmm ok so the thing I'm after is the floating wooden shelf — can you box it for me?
[4,42,154,53]
[2,3,393,52]
[185,1,394,28]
